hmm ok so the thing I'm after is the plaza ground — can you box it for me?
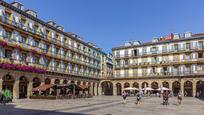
[0,96,204,115]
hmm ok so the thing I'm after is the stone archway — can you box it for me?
[124,82,130,88]
[196,80,204,97]
[77,81,81,85]
[101,81,113,95]
[151,82,159,89]
[184,80,193,97]
[142,82,148,89]
[162,81,169,88]
[116,83,122,95]
[63,79,68,84]
[45,78,51,84]
[54,79,60,85]
[32,77,41,88]
[172,81,180,96]
[19,76,28,99]
[2,74,14,94]
[133,82,139,88]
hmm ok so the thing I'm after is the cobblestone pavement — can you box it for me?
[0,96,204,115]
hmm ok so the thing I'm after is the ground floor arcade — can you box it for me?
[99,77,204,97]
[0,69,100,99]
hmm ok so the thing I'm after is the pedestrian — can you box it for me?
[163,91,169,105]
[177,91,182,105]
[136,93,142,104]
[122,91,127,104]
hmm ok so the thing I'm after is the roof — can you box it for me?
[112,34,204,51]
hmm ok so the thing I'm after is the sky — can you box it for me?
[5,0,204,53]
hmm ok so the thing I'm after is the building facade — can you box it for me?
[100,32,204,97]
[0,1,108,99]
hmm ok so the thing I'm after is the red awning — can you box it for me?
[32,84,55,91]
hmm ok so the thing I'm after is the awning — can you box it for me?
[142,87,153,91]
[32,84,55,91]
[124,87,139,91]
[78,85,90,90]
[67,83,90,90]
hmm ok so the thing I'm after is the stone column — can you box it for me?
[51,78,55,84]
[121,82,124,92]
[94,83,98,96]
[192,80,196,97]
[98,83,102,95]
[13,80,19,99]
[180,80,184,97]
[89,82,93,96]
[169,81,172,91]
[113,82,117,96]
[138,81,142,90]
[27,81,33,98]
[0,78,3,91]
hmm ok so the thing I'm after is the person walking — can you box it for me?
[136,93,142,104]
[163,91,170,105]
[122,91,127,104]
[177,91,182,105]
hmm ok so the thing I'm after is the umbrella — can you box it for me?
[142,87,153,91]
[124,87,139,91]
[156,87,170,91]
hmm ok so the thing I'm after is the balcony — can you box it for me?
[114,70,204,78]
[115,58,204,69]
[0,15,101,60]
[115,47,204,59]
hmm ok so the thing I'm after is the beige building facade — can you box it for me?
[0,1,105,99]
[100,33,204,97]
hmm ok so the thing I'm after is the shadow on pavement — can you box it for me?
[0,104,87,115]
[197,97,204,102]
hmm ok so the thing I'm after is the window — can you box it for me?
[198,41,203,49]
[5,49,11,58]
[198,52,203,58]
[162,45,167,52]
[186,43,191,50]
[133,49,138,56]
[21,53,26,63]
[125,50,128,57]
[142,47,147,54]
[116,51,120,57]
[151,47,157,54]
[124,59,129,65]
[174,44,178,51]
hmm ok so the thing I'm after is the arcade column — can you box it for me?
[13,80,19,99]
[27,81,33,98]
[0,78,2,91]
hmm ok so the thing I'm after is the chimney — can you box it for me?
[25,9,37,18]
[11,2,24,10]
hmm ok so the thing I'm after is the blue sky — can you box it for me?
[5,0,204,53]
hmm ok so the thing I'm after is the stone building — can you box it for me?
[100,32,204,97]
[0,1,107,99]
